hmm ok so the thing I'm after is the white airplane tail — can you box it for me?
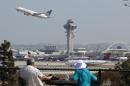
[46,10,52,16]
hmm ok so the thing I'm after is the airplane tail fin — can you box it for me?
[46,10,52,16]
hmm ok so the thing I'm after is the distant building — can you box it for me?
[73,48,87,57]
[102,42,130,60]
[42,45,58,54]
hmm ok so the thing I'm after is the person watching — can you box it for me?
[19,58,52,86]
[72,60,97,86]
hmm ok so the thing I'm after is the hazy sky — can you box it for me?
[0,0,130,45]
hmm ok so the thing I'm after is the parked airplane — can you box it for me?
[16,6,52,19]
[65,56,89,60]
[111,57,128,61]
[66,60,107,66]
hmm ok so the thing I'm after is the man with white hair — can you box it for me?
[72,60,97,86]
[19,58,52,86]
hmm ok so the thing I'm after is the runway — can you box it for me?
[15,61,117,75]
[15,61,73,75]
[15,61,66,68]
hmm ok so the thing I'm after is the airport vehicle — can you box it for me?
[16,6,52,19]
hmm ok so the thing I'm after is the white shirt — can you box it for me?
[20,65,44,86]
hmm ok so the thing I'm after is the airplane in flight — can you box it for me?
[16,6,52,19]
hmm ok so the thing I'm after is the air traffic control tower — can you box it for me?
[64,19,77,56]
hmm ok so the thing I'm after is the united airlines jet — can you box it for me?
[16,6,52,19]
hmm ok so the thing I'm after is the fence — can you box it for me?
[39,68,130,86]
[0,67,130,86]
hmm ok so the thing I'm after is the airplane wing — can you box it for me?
[31,13,46,16]
[32,10,52,16]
